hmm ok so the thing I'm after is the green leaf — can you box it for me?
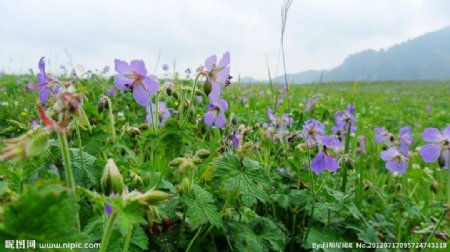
[213,153,270,206]
[70,148,101,188]
[181,184,222,230]
[230,213,286,252]
[0,184,86,242]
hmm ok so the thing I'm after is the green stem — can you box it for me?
[75,120,86,186]
[57,130,80,231]
[185,224,205,252]
[289,210,298,252]
[421,209,446,252]
[57,131,75,190]
[181,74,201,128]
[105,96,116,142]
[148,101,157,134]
[122,226,133,252]
[100,212,118,252]
[341,124,352,192]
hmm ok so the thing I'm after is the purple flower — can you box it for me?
[49,164,60,176]
[104,203,112,216]
[332,105,356,137]
[419,126,450,169]
[185,68,191,75]
[204,98,228,128]
[263,108,293,144]
[146,102,171,126]
[399,126,412,155]
[426,105,432,114]
[310,135,341,174]
[356,135,367,156]
[27,57,58,104]
[196,96,203,104]
[301,119,325,146]
[162,64,169,71]
[304,94,321,112]
[375,127,393,145]
[241,96,248,105]
[230,130,241,151]
[380,147,408,173]
[105,88,116,96]
[102,66,110,74]
[30,119,40,129]
[203,52,230,99]
[114,59,159,106]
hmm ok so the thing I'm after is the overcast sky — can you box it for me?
[1,0,450,79]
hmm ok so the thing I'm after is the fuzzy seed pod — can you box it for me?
[437,155,446,168]
[101,159,124,195]
[195,149,211,160]
[203,80,212,95]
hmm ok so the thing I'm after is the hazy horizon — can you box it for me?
[1,0,450,79]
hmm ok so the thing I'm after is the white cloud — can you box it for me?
[0,0,449,78]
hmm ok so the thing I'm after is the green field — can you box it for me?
[0,73,449,251]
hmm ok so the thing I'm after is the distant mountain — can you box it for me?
[277,26,450,84]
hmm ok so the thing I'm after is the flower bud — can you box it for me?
[97,95,109,113]
[169,157,185,167]
[430,180,438,194]
[101,159,124,195]
[178,160,196,174]
[437,155,446,168]
[195,149,211,160]
[0,127,50,162]
[341,155,354,170]
[137,190,170,206]
[176,177,190,193]
[203,80,212,96]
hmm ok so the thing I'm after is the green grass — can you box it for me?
[0,74,449,251]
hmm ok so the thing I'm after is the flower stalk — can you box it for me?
[100,212,118,252]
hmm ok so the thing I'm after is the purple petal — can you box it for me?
[380,147,399,161]
[324,154,339,172]
[346,105,355,114]
[39,86,51,104]
[317,135,340,150]
[442,126,450,139]
[37,72,48,84]
[219,99,228,112]
[204,111,216,126]
[143,77,159,94]
[114,75,132,90]
[386,159,407,173]
[204,55,217,71]
[419,144,441,162]
[38,57,46,73]
[133,85,149,106]
[399,126,411,136]
[422,128,443,143]
[130,60,147,76]
[208,82,222,101]
[399,142,409,156]
[217,52,230,68]
[311,151,326,174]
[216,66,230,83]
[114,59,130,74]
[215,112,227,128]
